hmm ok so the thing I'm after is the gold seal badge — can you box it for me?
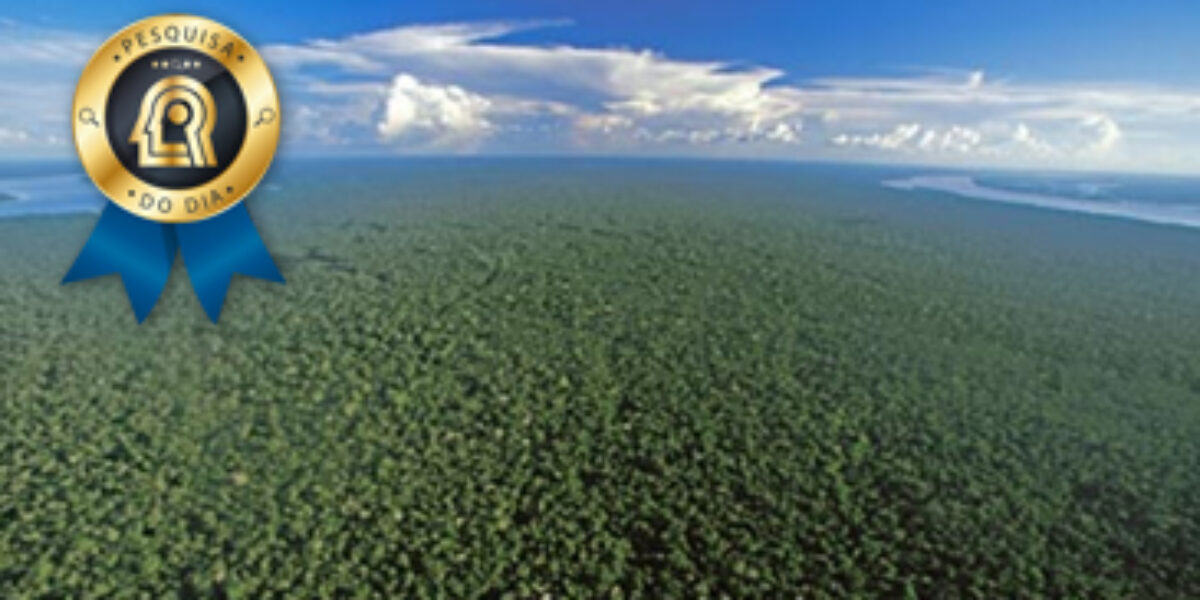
[73,14,280,223]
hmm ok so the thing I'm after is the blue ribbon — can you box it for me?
[63,203,283,323]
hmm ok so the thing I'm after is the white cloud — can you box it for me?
[0,21,98,152]
[832,123,988,154]
[377,74,493,148]
[280,80,388,146]
[826,108,1130,163]
[966,70,985,90]
[266,21,807,153]
[0,127,32,144]
[1081,113,1122,153]
[832,122,924,150]
[0,18,1198,171]
[263,23,1200,169]
[801,69,1199,168]
[0,19,98,66]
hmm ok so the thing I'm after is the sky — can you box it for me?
[2,0,1200,173]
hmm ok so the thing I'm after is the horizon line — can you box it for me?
[0,152,1197,179]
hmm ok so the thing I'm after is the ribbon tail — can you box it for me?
[62,204,177,323]
[176,203,284,323]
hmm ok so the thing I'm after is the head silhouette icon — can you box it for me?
[129,75,218,168]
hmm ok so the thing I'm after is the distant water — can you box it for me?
[0,164,283,219]
[885,174,1200,229]
[0,171,102,218]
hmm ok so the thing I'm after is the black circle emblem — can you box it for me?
[104,48,247,190]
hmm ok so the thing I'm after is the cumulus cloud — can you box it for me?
[266,21,806,153]
[832,123,989,155]
[828,116,1123,162]
[377,74,493,148]
[0,17,1198,171]
[1080,114,1122,153]
[802,70,1194,167]
[262,22,1200,169]
[832,123,923,150]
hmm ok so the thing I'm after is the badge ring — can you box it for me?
[72,14,280,224]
